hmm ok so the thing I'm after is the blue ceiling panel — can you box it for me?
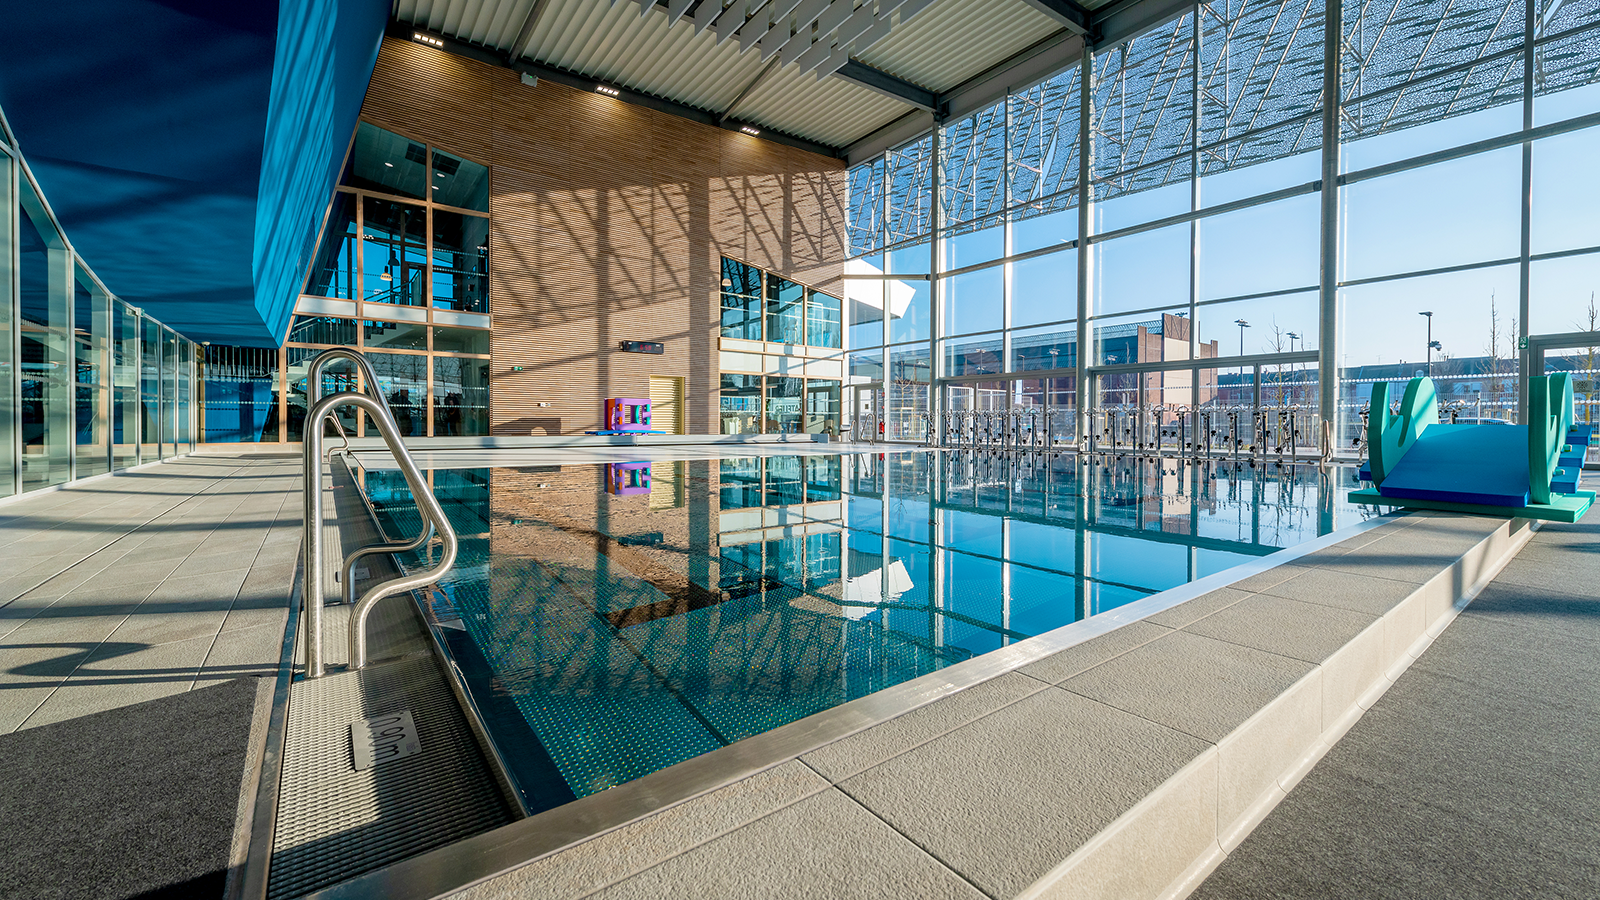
[0,0,388,346]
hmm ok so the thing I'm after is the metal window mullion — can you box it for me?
[930,121,942,446]
[1191,5,1203,408]
[1077,46,1094,448]
[1518,0,1535,424]
[1318,0,1342,444]
[8,153,18,494]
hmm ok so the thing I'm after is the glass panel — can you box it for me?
[850,347,883,381]
[365,352,429,437]
[288,315,356,346]
[362,197,427,306]
[19,177,72,491]
[847,278,885,348]
[940,102,1006,228]
[887,277,931,344]
[1533,24,1600,125]
[804,379,840,435]
[1011,324,1077,373]
[74,265,109,477]
[430,147,490,211]
[112,302,139,466]
[1199,0,1325,145]
[1196,291,1318,356]
[886,136,933,244]
[285,347,357,441]
[433,356,489,436]
[1010,67,1081,206]
[342,121,428,200]
[944,332,1004,377]
[887,345,931,441]
[201,346,280,443]
[140,318,161,461]
[1529,252,1600,334]
[0,152,11,493]
[304,192,358,299]
[1049,375,1078,444]
[805,290,842,349]
[1091,14,1196,217]
[942,216,1004,270]
[848,157,885,256]
[720,258,762,340]
[1012,192,1078,255]
[432,210,489,313]
[177,339,192,451]
[433,325,490,354]
[1094,178,1191,234]
[161,331,177,457]
[1011,249,1076,328]
[1342,147,1521,281]
[1199,122,1321,207]
[1091,309,1190,365]
[765,273,804,345]
[942,266,1003,336]
[764,376,803,434]
[720,373,762,434]
[362,319,427,352]
[1530,126,1600,255]
[1092,223,1190,315]
[1339,263,1522,436]
[1197,193,1319,300]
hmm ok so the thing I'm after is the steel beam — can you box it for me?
[1018,0,1092,35]
[835,59,939,113]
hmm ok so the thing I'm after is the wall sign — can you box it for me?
[352,709,421,770]
[620,341,664,354]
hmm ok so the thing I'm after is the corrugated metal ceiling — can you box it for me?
[392,0,1089,150]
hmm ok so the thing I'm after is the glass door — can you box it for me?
[1530,331,1600,465]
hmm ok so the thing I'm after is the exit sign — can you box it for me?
[621,341,664,354]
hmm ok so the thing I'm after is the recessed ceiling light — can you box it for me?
[596,84,620,96]
[412,32,444,47]
[740,125,761,136]
[384,162,394,167]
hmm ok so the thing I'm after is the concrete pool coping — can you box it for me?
[302,503,1535,899]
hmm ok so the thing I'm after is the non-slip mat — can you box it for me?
[0,677,261,900]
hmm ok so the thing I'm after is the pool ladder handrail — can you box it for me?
[300,348,458,679]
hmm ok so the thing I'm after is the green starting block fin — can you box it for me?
[1348,487,1595,523]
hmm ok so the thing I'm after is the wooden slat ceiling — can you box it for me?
[392,0,1109,152]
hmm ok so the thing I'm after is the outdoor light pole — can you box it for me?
[1286,331,1300,354]
[1236,319,1250,357]
[1420,311,1434,375]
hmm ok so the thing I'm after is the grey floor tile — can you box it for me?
[455,761,830,900]
[1182,593,1378,664]
[1062,630,1313,742]
[193,623,286,688]
[1258,566,1420,617]
[838,687,1209,899]
[1148,588,1253,629]
[1019,619,1173,685]
[589,789,983,900]
[19,633,218,728]
[1221,563,1313,594]
[802,672,1048,782]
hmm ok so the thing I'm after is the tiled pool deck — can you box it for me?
[0,454,1591,899]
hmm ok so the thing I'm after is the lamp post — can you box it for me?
[1235,319,1250,357]
[1286,331,1300,354]
[1419,311,1434,376]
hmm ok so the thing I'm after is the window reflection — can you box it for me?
[432,209,489,313]
[362,197,427,306]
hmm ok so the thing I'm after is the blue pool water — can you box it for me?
[363,450,1377,814]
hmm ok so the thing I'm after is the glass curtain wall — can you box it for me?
[1,114,200,491]
[720,256,846,436]
[844,0,1600,456]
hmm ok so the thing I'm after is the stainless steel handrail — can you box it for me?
[301,350,458,679]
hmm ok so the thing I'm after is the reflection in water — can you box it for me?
[364,451,1378,813]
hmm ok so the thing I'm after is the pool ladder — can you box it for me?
[300,348,459,679]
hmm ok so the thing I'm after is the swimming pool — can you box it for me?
[359,449,1377,815]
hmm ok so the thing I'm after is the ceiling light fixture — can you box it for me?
[384,162,394,167]
[739,125,760,136]
[413,32,444,48]
[595,84,620,96]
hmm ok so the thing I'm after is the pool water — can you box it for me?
[363,450,1377,814]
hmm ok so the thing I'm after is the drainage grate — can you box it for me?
[266,654,513,899]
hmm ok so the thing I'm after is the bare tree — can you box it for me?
[1577,293,1599,425]
[1484,292,1507,414]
